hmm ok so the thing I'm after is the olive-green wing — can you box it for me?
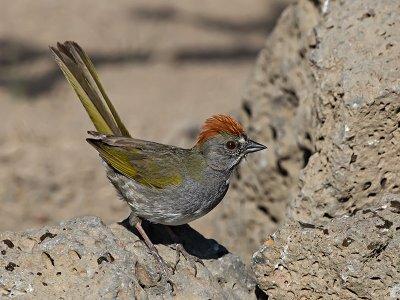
[87,135,183,189]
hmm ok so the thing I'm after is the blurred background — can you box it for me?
[0,0,293,255]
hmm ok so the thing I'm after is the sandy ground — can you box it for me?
[0,0,292,252]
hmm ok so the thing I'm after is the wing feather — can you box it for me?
[87,135,183,189]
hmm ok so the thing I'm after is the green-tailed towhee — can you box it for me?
[50,41,266,273]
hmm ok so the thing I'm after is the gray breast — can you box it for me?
[103,160,231,225]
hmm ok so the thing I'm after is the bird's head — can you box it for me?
[194,114,266,172]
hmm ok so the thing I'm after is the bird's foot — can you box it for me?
[133,219,172,276]
[150,248,172,276]
[170,243,204,276]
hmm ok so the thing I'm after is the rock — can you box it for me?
[291,0,400,222]
[0,216,258,299]
[245,0,400,298]
[205,0,321,259]
[253,195,400,299]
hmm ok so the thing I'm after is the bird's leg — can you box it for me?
[129,213,170,274]
[165,226,204,276]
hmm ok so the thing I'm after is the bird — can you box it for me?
[50,41,267,273]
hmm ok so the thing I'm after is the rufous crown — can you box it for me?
[196,114,244,145]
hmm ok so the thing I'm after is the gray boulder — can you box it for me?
[244,0,400,298]
[0,217,257,299]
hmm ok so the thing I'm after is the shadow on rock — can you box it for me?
[119,217,229,260]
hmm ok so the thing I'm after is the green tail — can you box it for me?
[50,41,131,137]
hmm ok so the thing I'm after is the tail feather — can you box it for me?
[50,41,131,137]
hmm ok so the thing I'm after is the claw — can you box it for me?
[152,248,172,276]
[171,243,204,276]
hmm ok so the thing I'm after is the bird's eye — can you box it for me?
[226,140,237,150]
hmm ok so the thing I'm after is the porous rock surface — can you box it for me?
[242,0,400,298]
[209,0,320,259]
[0,216,257,299]
[253,195,400,299]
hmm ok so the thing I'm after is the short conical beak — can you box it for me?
[245,139,267,154]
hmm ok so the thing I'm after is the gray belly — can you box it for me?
[104,162,230,225]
